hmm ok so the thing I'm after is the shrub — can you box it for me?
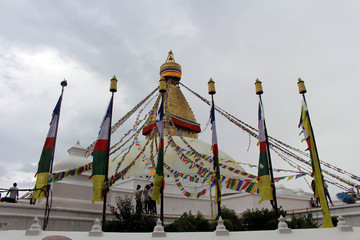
[223,219,233,231]
[104,195,157,232]
[287,213,320,229]
[331,216,338,227]
[165,211,211,232]
[242,207,287,231]
[219,206,244,231]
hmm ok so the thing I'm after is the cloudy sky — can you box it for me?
[1,0,359,199]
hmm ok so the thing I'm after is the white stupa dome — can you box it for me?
[52,136,249,184]
[53,141,91,172]
[108,136,248,180]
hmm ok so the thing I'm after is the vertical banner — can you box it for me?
[34,94,63,200]
[210,99,221,204]
[299,99,333,228]
[92,96,113,203]
[257,101,273,203]
[152,97,165,204]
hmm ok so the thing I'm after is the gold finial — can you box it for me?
[297,78,307,94]
[165,50,175,63]
[160,50,182,80]
[159,78,166,93]
[208,78,216,95]
[255,78,263,95]
[110,75,117,92]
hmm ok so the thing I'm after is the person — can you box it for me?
[310,197,316,208]
[311,180,320,207]
[135,185,143,214]
[143,184,150,213]
[29,191,35,205]
[149,183,156,214]
[5,183,19,203]
[323,182,334,206]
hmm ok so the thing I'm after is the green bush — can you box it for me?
[287,213,320,229]
[219,206,244,231]
[165,211,211,232]
[104,195,157,232]
[242,207,287,231]
[331,216,338,227]
[164,223,179,232]
[223,219,233,231]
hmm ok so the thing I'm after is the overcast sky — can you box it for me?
[1,0,359,199]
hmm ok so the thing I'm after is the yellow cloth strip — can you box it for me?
[258,175,273,203]
[152,174,163,204]
[33,172,49,200]
[302,105,333,228]
[92,175,105,204]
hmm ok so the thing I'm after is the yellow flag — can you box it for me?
[299,100,333,228]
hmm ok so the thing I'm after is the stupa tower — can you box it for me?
[142,50,201,138]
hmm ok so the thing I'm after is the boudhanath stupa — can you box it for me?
[1,51,359,232]
[49,51,315,226]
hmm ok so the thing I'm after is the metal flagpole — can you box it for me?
[208,78,221,218]
[102,76,117,231]
[210,183,214,221]
[213,94,221,218]
[158,78,166,225]
[255,79,279,218]
[297,78,333,228]
[43,79,67,230]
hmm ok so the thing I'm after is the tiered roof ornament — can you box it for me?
[160,50,182,80]
[142,50,201,138]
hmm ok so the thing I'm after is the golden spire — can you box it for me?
[160,50,182,80]
[165,50,175,63]
[143,51,200,138]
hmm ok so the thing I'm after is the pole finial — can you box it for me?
[208,78,216,95]
[297,78,307,94]
[255,78,263,95]
[61,79,67,87]
[159,78,166,93]
[110,75,117,92]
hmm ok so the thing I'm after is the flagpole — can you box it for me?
[297,78,333,228]
[48,80,67,174]
[255,79,279,218]
[210,183,214,221]
[102,76,117,231]
[213,94,221,218]
[208,78,221,218]
[43,79,67,230]
[159,78,166,225]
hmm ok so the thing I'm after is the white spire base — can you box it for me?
[152,219,166,237]
[278,215,292,234]
[89,218,103,237]
[25,216,42,236]
[215,217,229,236]
[337,215,353,232]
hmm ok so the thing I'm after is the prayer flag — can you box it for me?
[34,94,63,200]
[257,101,273,203]
[152,97,165,204]
[210,99,221,204]
[92,96,113,203]
[299,99,333,228]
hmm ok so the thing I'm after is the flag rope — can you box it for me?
[180,82,360,190]
[85,88,158,157]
